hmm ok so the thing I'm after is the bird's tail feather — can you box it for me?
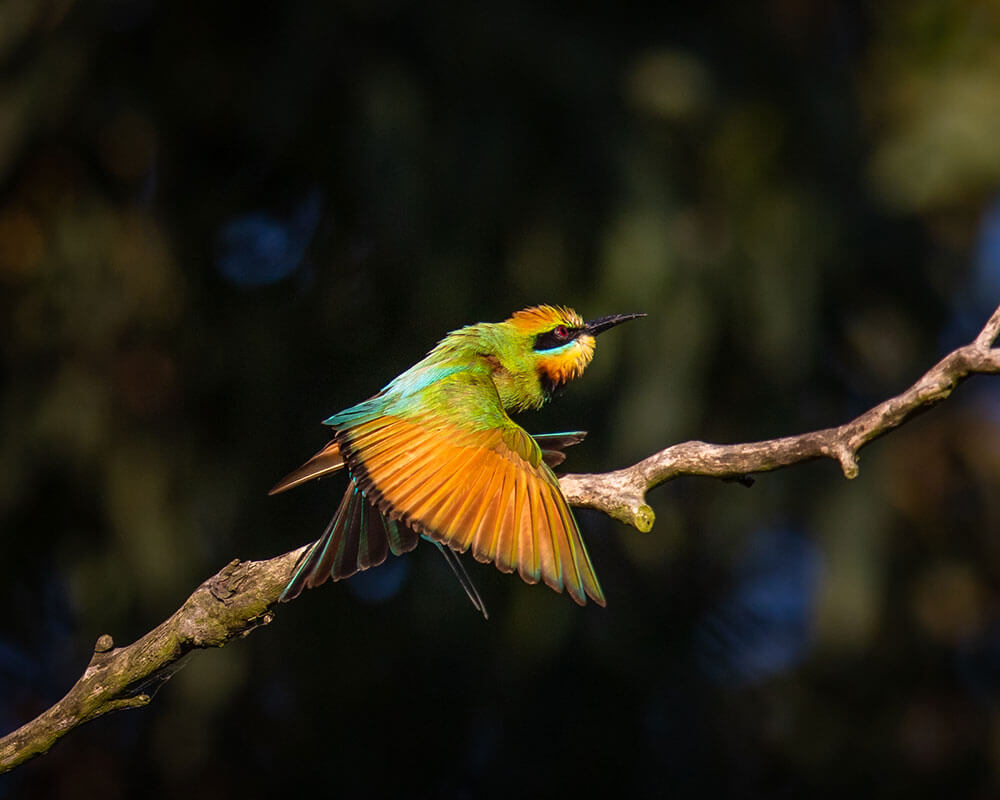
[280,482,490,618]
[279,480,418,602]
[432,541,488,619]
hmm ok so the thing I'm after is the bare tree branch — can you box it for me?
[3,303,1000,775]
[0,548,305,774]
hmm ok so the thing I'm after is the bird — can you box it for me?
[270,305,644,616]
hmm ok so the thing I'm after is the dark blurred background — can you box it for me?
[3,0,1000,797]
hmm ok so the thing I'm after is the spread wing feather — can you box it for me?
[268,440,345,495]
[532,432,588,467]
[338,411,604,606]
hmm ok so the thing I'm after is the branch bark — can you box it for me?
[3,303,1000,775]
[0,549,305,774]
[560,303,1000,530]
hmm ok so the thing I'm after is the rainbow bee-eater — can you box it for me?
[271,305,644,616]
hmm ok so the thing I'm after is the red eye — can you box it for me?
[554,325,568,340]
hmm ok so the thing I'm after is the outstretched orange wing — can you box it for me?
[336,410,604,606]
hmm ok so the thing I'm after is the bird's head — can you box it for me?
[486,305,645,411]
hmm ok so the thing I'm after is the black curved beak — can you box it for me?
[585,312,646,336]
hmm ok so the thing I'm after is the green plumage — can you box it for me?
[272,306,644,613]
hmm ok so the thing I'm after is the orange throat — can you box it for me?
[537,334,595,394]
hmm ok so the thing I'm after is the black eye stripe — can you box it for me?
[533,327,581,351]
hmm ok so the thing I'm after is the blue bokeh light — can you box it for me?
[694,526,823,685]
[956,617,1000,707]
[974,196,1000,303]
[215,188,323,287]
[346,555,410,604]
